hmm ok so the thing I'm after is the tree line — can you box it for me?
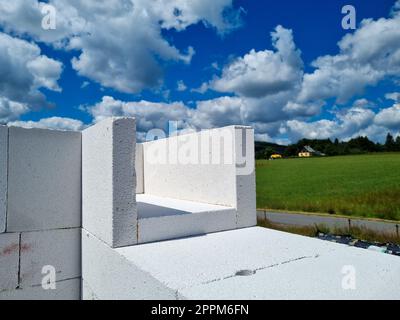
[255,133,400,159]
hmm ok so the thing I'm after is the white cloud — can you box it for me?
[192,96,244,128]
[80,81,90,89]
[27,55,63,92]
[0,32,62,116]
[210,26,303,98]
[191,82,209,94]
[0,0,240,94]
[286,102,399,143]
[286,119,339,141]
[8,117,85,131]
[385,92,400,102]
[177,80,187,91]
[298,9,400,104]
[374,104,400,129]
[88,96,192,132]
[0,97,29,124]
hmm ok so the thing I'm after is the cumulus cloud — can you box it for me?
[0,0,240,94]
[375,104,400,129]
[88,96,192,132]
[192,96,244,128]
[8,117,85,131]
[0,97,29,124]
[0,32,62,120]
[385,92,400,102]
[210,26,303,98]
[286,102,399,143]
[298,9,400,104]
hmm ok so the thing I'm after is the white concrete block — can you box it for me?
[82,229,177,300]
[136,143,144,194]
[20,228,81,287]
[142,126,257,231]
[0,278,80,300]
[0,125,7,233]
[143,126,237,207]
[114,227,400,299]
[7,127,81,232]
[0,232,19,291]
[82,117,137,248]
[137,194,236,243]
[234,127,256,228]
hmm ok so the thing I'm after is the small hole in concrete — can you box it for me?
[235,269,255,276]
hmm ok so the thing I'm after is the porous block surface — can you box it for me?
[82,229,178,300]
[7,127,81,231]
[142,126,237,207]
[136,143,144,194]
[0,232,19,291]
[20,228,81,287]
[113,227,400,299]
[82,117,137,247]
[0,278,80,300]
[0,125,7,233]
[137,194,236,243]
[234,127,256,228]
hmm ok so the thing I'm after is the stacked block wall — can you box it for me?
[0,125,81,300]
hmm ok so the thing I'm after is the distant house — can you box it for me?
[269,154,282,160]
[298,145,325,157]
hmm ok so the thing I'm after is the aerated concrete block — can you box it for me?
[82,117,137,248]
[20,228,81,287]
[7,127,81,232]
[234,127,257,228]
[0,232,19,291]
[137,194,236,243]
[143,126,237,207]
[136,143,144,194]
[0,125,7,233]
[0,278,80,300]
[82,230,177,299]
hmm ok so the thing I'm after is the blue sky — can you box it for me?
[0,0,399,143]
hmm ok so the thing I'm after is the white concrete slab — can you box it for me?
[0,278,80,300]
[180,245,400,300]
[137,194,236,243]
[82,229,178,300]
[112,227,400,300]
[7,127,81,232]
[82,117,137,247]
[0,125,7,233]
[20,228,81,287]
[0,232,19,291]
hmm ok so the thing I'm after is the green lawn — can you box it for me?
[256,153,400,221]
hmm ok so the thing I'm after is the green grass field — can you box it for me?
[256,153,400,221]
